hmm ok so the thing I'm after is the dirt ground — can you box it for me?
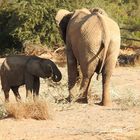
[0,57,140,140]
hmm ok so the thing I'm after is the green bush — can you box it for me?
[0,0,62,53]
[0,0,139,55]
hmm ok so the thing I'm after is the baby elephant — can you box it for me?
[0,55,62,102]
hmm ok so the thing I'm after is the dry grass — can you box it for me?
[118,47,140,66]
[4,100,49,120]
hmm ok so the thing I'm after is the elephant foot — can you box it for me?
[65,95,72,103]
[74,96,88,104]
[66,94,88,104]
[98,101,112,107]
[66,93,76,103]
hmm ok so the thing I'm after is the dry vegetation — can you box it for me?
[3,100,49,120]
[118,46,140,66]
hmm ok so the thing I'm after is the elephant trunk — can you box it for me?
[52,70,62,82]
[50,62,62,82]
[41,59,62,82]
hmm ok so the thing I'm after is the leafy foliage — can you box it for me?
[0,0,139,55]
[0,0,61,53]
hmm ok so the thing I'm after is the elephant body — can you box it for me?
[0,55,62,102]
[56,8,120,106]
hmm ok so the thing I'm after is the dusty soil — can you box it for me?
[0,57,140,140]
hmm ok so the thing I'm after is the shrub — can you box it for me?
[0,0,139,55]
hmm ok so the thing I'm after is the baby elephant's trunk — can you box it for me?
[52,69,62,82]
[51,62,62,82]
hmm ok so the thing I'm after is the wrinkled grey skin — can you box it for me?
[56,8,120,106]
[0,55,62,102]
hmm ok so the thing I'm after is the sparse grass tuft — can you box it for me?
[5,100,49,120]
[114,93,140,108]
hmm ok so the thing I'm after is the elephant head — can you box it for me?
[55,9,73,43]
[55,8,93,43]
[26,57,62,82]
[40,59,62,82]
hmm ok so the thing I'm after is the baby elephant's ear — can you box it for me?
[55,9,73,43]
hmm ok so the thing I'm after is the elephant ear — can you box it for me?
[55,9,73,43]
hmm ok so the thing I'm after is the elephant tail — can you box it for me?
[96,13,110,80]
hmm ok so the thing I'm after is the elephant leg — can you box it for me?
[33,77,40,101]
[3,88,10,102]
[72,57,100,103]
[25,72,34,100]
[101,42,120,106]
[101,59,117,106]
[66,47,79,101]
[101,72,112,106]
[74,75,93,103]
[74,58,98,103]
[11,86,21,102]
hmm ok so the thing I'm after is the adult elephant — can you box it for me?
[55,8,120,106]
[0,55,62,102]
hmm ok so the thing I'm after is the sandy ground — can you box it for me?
[0,57,140,140]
